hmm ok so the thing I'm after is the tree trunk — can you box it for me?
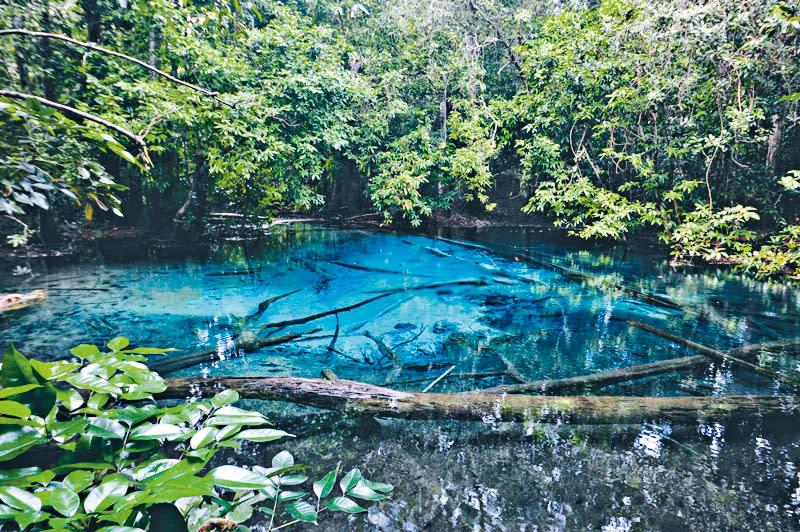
[158,376,800,424]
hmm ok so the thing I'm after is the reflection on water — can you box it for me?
[2,224,800,529]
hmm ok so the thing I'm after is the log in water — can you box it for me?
[160,376,800,424]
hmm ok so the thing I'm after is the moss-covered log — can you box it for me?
[159,376,800,424]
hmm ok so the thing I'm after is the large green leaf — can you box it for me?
[0,485,42,512]
[129,423,184,441]
[190,426,217,449]
[50,487,80,517]
[349,481,388,501]
[0,344,56,417]
[84,474,129,513]
[286,500,318,522]
[313,471,336,499]
[272,450,294,469]
[63,470,94,493]
[206,466,271,490]
[234,428,291,442]
[107,337,130,352]
[87,417,127,439]
[0,433,45,462]
[211,389,239,407]
[325,496,366,513]
[0,400,31,419]
[0,384,41,399]
[340,468,361,495]
[63,373,122,395]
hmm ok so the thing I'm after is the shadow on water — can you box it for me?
[3,223,800,530]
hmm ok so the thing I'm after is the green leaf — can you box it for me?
[84,474,128,513]
[349,481,388,501]
[56,388,84,410]
[107,337,130,352]
[0,467,54,488]
[234,428,291,442]
[211,389,239,407]
[313,471,336,499]
[63,470,94,493]
[87,393,110,410]
[63,373,122,395]
[207,406,268,426]
[190,426,218,449]
[206,466,271,490]
[340,468,361,495]
[50,418,89,443]
[286,500,317,522]
[30,359,81,380]
[215,424,242,441]
[131,459,179,482]
[272,450,294,469]
[0,400,31,419]
[325,496,366,513]
[0,384,41,399]
[1,344,57,417]
[0,433,45,462]
[87,417,126,439]
[50,488,80,517]
[129,423,184,440]
[96,527,147,532]
[0,485,42,512]
[70,344,100,359]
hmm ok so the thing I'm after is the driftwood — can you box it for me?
[159,376,800,424]
[0,289,47,313]
[149,333,304,374]
[622,320,800,388]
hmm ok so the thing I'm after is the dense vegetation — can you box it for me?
[1,0,798,277]
[0,340,390,530]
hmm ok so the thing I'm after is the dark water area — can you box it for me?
[2,224,800,530]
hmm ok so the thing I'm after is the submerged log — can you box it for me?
[149,333,303,374]
[432,236,681,310]
[475,355,709,394]
[159,376,800,424]
[259,280,486,331]
[622,320,800,389]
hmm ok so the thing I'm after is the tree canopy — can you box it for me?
[1,0,798,277]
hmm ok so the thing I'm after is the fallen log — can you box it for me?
[149,333,303,374]
[158,376,800,424]
[622,320,800,389]
[728,337,800,358]
[474,355,709,394]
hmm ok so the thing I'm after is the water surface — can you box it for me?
[2,224,800,530]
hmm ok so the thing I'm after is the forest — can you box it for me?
[2,1,800,531]
[1,0,798,277]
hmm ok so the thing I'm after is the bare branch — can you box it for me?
[0,89,144,147]
[0,28,234,108]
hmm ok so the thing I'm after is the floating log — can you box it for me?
[475,355,709,394]
[159,376,800,424]
[622,320,800,389]
[0,289,47,312]
[728,337,800,358]
[149,333,303,374]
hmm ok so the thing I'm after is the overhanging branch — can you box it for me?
[0,28,234,108]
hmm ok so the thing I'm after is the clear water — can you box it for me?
[2,224,800,530]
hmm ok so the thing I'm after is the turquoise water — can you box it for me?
[2,224,800,530]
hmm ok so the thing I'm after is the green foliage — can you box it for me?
[0,340,390,531]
